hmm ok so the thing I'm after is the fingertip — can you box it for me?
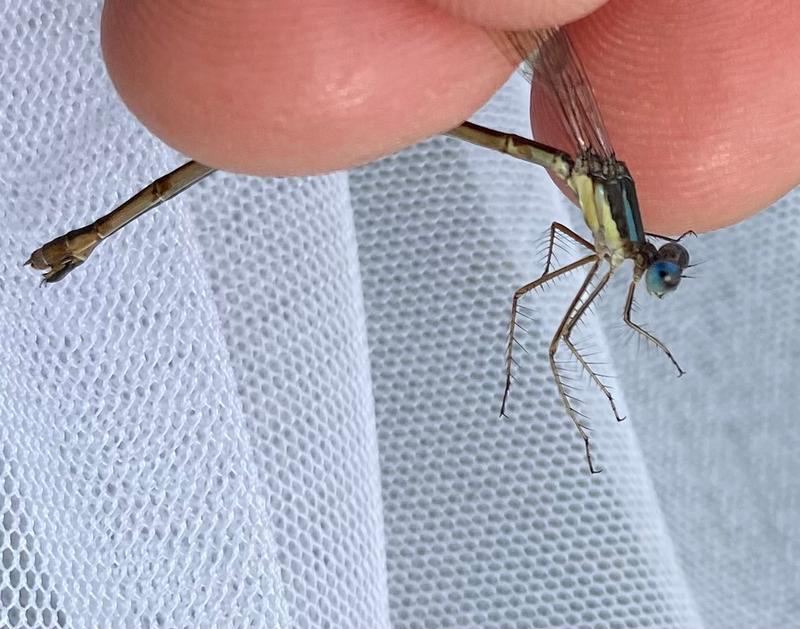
[101,0,513,176]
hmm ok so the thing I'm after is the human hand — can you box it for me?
[101,0,800,235]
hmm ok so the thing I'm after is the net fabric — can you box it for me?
[3,1,384,628]
[2,1,800,628]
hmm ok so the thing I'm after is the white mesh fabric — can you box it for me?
[2,1,800,627]
[3,2,383,627]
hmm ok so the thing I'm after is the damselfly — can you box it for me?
[450,28,693,472]
[25,26,692,473]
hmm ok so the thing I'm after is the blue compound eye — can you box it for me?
[645,242,689,298]
[645,260,683,297]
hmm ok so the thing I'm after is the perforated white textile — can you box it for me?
[2,2,800,628]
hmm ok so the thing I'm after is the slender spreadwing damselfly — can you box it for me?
[25,26,692,473]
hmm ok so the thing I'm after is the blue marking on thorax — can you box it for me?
[621,183,645,244]
[622,188,644,243]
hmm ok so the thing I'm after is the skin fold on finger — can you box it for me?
[535,0,800,235]
[101,0,517,176]
[423,0,607,30]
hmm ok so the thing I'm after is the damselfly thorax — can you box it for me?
[25,26,693,473]
[568,151,645,267]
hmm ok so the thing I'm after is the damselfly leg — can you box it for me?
[646,230,697,243]
[560,266,623,424]
[547,259,602,473]
[500,251,595,417]
[548,258,629,473]
[541,222,594,277]
[623,282,685,376]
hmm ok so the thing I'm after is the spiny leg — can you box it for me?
[548,260,603,474]
[541,222,595,277]
[645,230,697,242]
[560,267,625,422]
[623,281,685,376]
[500,254,597,417]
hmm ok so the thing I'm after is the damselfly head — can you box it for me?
[645,242,690,299]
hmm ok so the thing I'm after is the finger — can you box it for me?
[101,0,518,176]
[423,0,607,30]
[533,0,800,234]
